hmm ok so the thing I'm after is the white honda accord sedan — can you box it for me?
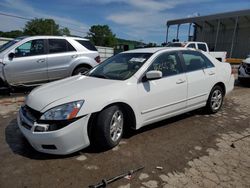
[17,47,234,155]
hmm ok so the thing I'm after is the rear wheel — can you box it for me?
[206,85,224,114]
[73,66,90,75]
[93,105,124,150]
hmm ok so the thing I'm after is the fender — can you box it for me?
[69,56,97,75]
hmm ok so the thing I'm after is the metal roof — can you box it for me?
[167,9,250,26]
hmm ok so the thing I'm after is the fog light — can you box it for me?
[42,145,57,150]
[34,124,49,132]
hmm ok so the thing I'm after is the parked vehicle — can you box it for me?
[0,36,100,87]
[17,47,234,155]
[238,57,250,83]
[166,41,227,62]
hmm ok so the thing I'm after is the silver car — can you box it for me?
[0,36,100,87]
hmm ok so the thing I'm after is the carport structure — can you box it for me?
[166,9,250,58]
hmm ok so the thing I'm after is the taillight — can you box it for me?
[95,56,101,63]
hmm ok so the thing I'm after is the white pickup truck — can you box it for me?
[167,42,227,62]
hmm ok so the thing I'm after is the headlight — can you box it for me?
[40,100,84,120]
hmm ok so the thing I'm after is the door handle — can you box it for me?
[176,79,186,84]
[72,55,78,58]
[37,59,45,63]
[208,71,215,75]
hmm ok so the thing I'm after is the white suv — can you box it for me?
[0,36,100,87]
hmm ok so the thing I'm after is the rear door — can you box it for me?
[4,39,48,85]
[47,39,77,81]
[180,50,216,108]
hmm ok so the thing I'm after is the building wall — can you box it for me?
[195,21,250,58]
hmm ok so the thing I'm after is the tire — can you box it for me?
[206,85,224,114]
[72,66,90,75]
[93,105,124,150]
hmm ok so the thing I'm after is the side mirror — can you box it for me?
[8,52,15,60]
[145,70,162,81]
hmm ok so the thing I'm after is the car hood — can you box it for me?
[0,52,4,60]
[243,57,250,64]
[26,75,120,111]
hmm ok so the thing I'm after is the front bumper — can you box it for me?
[238,65,250,79]
[17,107,91,155]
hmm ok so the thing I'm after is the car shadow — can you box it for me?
[235,79,250,88]
[123,108,205,139]
[5,118,79,160]
[83,108,207,154]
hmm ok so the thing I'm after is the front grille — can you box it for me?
[21,121,32,130]
[245,64,250,74]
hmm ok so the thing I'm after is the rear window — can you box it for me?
[197,43,207,52]
[187,43,196,49]
[76,40,97,51]
[166,43,183,47]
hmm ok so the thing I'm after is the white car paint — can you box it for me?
[17,47,234,154]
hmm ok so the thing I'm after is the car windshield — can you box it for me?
[88,52,152,80]
[0,38,23,53]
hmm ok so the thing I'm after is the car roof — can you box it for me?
[122,47,188,54]
[19,35,89,41]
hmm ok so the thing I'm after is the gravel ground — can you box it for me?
[0,83,249,188]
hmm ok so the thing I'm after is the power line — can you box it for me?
[0,11,88,35]
[0,12,31,21]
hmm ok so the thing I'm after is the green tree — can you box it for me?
[87,25,116,47]
[59,27,70,36]
[23,18,70,36]
[0,30,23,38]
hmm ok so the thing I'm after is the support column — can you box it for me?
[214,20,220,50]
[202,21,205,41]
[230,16,239,58]
[166,25,169,43]
[188,23,192,41]
[176,24,180,41]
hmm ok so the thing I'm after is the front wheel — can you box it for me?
[206,85,224,114]
[93,105,124,150]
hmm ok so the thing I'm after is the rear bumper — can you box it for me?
[226,74,235,95]
[17,108,91,155]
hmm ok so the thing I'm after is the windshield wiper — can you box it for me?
[90,74,109,79]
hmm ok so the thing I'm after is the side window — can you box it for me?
[187,43,196,49]
[182,51,214,72]
[48,39,75,54]
[15,39,45,57]
[148,53,183,77]
[76,40,97,51]
[67,41,76,52]
[197,43,207,52]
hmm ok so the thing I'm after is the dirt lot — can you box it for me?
[0,83,249,188]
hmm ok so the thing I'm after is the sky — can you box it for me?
[0,0,250,44]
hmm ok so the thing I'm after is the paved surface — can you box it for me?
[0,83,250,188]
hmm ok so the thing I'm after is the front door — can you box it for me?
[137,52,187,126]
[4,39,48,85]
